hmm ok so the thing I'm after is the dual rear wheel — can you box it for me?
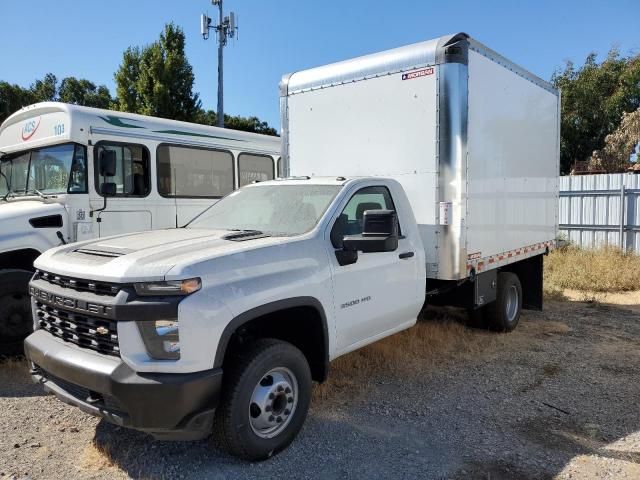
[469,272,523,332]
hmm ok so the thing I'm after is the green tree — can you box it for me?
[590,108,640,172]
[114,23,201,121]
[0,82,36,123]
[1,74,113,123]
[58,77,112,109]
[196,109,278,136]
[30,73,58,102]
[552,49,640,173]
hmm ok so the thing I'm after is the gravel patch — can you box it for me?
[1,296,639,479]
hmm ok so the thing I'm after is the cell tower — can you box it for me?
[201,1,238,128]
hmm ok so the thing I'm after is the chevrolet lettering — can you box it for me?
[28,286,114,318]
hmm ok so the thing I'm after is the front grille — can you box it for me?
[36,366,125,414]
[36,270,121,296]
[35,301,120,357]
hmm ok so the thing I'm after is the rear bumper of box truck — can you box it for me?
[25,330,222,441]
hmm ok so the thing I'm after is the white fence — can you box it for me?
[559,173,640,252]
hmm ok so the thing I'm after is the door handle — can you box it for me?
[399,251,414,259]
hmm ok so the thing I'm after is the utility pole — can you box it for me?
[201,1,237,128]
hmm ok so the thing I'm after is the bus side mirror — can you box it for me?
[100,182,117,196]
[99,150,117,177]
[343,210,399,253]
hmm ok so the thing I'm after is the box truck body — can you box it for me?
[280,33,560,280]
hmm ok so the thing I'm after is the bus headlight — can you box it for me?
[137,319,180,360]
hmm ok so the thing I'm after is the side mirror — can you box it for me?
[343,210,399,253]
[100,182,117,196]
[99,150,117,177]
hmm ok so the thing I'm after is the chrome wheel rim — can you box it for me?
[249,367,298,439]
[505,285,519,323]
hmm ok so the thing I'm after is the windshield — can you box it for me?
[0,144,87,197]
[187,184,342,236]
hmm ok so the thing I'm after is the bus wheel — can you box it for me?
[0,270,34,357]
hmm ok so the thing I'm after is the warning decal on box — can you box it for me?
[401,68,434,80]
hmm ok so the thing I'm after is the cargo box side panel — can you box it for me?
[466,50,559,269]
[287,71,440,264]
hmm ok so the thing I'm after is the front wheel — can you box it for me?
[0,269,34,357]
[486,272,522,332]
[214,339,312,460]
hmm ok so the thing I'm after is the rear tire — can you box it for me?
[486,272,522,332]
[0,269,34,357]
[214,339,312,460]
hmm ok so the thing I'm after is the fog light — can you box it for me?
[137,319,180,360]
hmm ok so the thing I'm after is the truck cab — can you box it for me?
[0,102,280,354]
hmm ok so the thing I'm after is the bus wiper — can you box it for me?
[25,188,47,199]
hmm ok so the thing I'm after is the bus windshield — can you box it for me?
[0,144,87,198]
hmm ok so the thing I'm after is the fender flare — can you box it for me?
[213,296,330,378]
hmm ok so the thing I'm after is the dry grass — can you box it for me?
[544,246,640,294]
[79,443,114,471]
[313,307,501,403]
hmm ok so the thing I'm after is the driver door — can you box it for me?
[327,185,421,353]
[93,142,152,237]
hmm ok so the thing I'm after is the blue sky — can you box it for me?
[1,0,638,129]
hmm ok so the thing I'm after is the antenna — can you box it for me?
[200,14,211,40]
[201,0,239,128]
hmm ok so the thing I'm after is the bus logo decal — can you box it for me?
[21,117,41,141]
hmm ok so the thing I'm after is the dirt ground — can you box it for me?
[1,292,639,479]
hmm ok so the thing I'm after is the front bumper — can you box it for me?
[25,330,223,440]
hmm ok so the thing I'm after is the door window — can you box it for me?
[330,186,397,248]
[94,142,150,197]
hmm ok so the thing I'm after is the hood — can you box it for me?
[0,198,65,223]
[34,228,295,283]
[0,200,66,254]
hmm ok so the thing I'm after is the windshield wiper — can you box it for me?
[25,188,47,199]
[221,229,271,241]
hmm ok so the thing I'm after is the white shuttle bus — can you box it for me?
[0,102,281,353]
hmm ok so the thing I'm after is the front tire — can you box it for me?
[486,272,522,332]
[214,339,312,460]
[0,269,34,356]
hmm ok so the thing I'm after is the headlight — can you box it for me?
[134,278,201,296]
[137,319,180,360]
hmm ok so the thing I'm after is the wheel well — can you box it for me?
[221,305,329,383]
[0,249,41,272]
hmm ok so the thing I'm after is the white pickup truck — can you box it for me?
[24,33,559,460]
